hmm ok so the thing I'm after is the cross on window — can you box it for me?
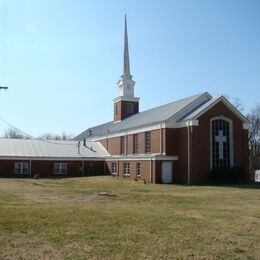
[215,130,227,160]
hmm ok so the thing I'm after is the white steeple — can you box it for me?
[117,14,136,98]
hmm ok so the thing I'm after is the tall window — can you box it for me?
[211,118,232,169]
[111,162,117,174]
[15,162,29,174]
[145,131,151,153]
[120,136,125,155]
[124,163,130,175]
[127,103,134,115]
[54,163,67,174]
[133,134,138,154]
[136,162,141,177]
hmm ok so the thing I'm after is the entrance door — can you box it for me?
[161,161,172,184]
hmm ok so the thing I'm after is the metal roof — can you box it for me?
[181,97,219,121]
[76,92,209,139]
[182,96,250,123]
[0,139,110,159]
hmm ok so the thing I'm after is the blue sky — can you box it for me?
[0,0,259,137]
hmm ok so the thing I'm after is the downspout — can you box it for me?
[103,160,106,175]
[150,159,152,183]
[125,131,127,156]
[117,159,119,176]
[160,123,162,155]
[82,160,84,176]
[187,122,191,185]
[29,160,32,177]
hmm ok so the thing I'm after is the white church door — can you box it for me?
[161,161,173,184]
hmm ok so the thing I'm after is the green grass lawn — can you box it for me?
[0,177,259,259]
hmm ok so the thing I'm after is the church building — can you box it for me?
[76,15,250,184]
[0,16,249,184]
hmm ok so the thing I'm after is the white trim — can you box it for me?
[190,96,249,124]
[123,162,130,175]
[167,92,212,122]
[82,160,84,176]
[86,123,166,141]
[29,160,32,176]
[105,155,178,161]
[54,162,68,175]
[113,96,140,103]
[187,125,191,185]
[14,162,30,175]
[111,162,118,174]
[150,159,152,182]
[210,116,234,169]
[160,123,162,154]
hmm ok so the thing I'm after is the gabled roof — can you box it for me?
[181,96,250,124]
[76,92,211,139]
[0,139,110,159]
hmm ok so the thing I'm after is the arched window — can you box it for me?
[210,117,233,169]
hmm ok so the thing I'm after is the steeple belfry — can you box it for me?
[113,15,140,122]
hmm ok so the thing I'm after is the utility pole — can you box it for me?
[0,86,8,90]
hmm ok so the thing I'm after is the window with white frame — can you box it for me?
[111,162,117,174]
[136,162,141,177]
[54,163,67,174]
[211,118,233,169]
[124,163,130,175]
[15,162,29,174]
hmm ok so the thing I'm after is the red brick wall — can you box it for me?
[106,160,153,182]
[114,100,139,121]
[0,160,104,178]
[101,129,163,156]
[165,128,188,183]
[163,101,249,184]
[192,101,249,184]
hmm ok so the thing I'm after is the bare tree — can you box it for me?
[232,97,244,113]
[223,95,244,112]
[4,127,26,139]
[247,104,260,180]
[38,132,74,140]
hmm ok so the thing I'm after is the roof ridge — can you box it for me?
[76,92,211,139]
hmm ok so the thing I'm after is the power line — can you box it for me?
[0,114,77,146]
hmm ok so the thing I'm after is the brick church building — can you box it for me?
[76,16,249,184]
[0,16,249,184]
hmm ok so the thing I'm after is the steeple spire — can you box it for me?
[123,14,131,77]
[117,14,135,97]
[113,15,139,122]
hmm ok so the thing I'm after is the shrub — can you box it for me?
[208,166,246,184]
